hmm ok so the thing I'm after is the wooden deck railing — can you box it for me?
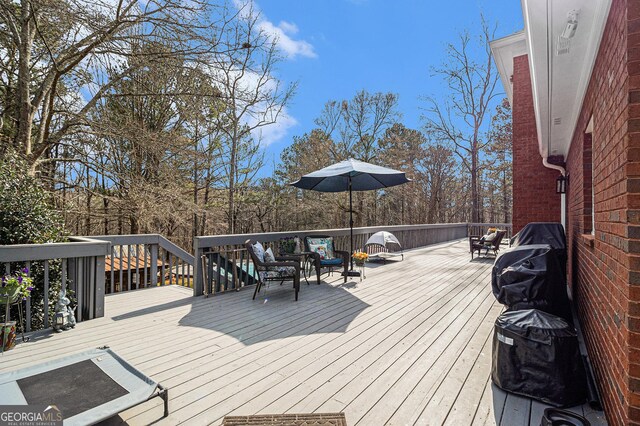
[0,234,195,331]
[88,234,195,293]
[0,236,110,330]
[0,223,513,330]
[193,223,469,297]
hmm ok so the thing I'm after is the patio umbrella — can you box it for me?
[291,158,411,275]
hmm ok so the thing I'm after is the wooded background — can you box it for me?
[0,0,512,250]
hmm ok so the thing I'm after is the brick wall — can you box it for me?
[566,0,640,424]
[511,55,561,234]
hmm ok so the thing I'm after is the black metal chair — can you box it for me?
[245,240,301,301]
[303,235,349,284]
[469,229,507,259]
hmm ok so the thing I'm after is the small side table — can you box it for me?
[355,262,366,281]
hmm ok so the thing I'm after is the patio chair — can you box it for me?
[246,240,301,301]
[470,229,507,259]
[304,235,349,284]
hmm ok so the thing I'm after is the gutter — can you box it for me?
[542,157,566,230]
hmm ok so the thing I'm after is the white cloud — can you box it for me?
[256,109,298,146]
[234,0,317,59]
[278,21,299,35]
[200,63,297,146]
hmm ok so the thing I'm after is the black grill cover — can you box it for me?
[492,244,571,321]
[491,309,587,407]
[511,223,567,274]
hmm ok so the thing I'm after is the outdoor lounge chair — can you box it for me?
[469,229,507,259]
[246,239,301,301]
[0,346,168,425]
[304,235,349,284]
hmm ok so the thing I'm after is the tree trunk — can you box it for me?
[192,131,199,242]
[227,131,237,234]
[502,170,510,223]
[16,0,34,160]
[85,167,92,234]
[471,150,480,223]
[130,214,139,234]
[200,167,211,236]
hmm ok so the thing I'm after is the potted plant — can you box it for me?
[1,268,33,351]
[352,251,369,266]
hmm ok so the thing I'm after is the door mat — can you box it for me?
[222,412,347,426]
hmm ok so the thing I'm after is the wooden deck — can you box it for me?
[0,240,607,426]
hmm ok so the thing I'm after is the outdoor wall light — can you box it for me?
[561,10,579,39]
[557,9,579,55]
[556,175,567,194]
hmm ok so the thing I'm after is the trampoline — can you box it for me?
[0,347,168,425]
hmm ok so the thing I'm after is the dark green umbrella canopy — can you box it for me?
[290,158,411,276]
[290,158,411,192]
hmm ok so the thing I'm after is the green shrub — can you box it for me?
[0,152,68,329]
[0,152,64,245]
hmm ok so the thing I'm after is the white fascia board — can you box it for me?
[521,0,612,160]
[564,0,611,158]
[490,31,527,106]
[521,0,548,159]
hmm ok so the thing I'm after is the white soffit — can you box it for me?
[490,31,527,106]
[522,0,611,159]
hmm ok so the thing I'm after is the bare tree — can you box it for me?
[316,90,400,162]
[422,143,457,223]
[208,2,296,233]
[485,98,512,223]
[0,0,225,173]
[422,17,501,223]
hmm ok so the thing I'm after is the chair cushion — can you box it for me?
[307,237,335,259]
[482,232,497,242]
[264,247,276,262]
[320,258,343,266]
[252,242,265,262]
[260,266,296,280]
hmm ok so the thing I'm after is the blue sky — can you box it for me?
[252,0,524,167]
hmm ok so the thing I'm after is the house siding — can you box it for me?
[509,1,640,423]
[566,0,639,424]
[511,54,561,234]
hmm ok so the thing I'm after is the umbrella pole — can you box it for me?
[345,177,360,277]
[349,177,354,271]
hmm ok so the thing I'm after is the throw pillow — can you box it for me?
[252,241,265,262]
[264,247,276,263]
[307,237,335,259]
[481,232,497,243]
[309,243,329,259]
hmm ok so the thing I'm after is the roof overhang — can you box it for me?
[490,31,527,106]
[492,0,612,160]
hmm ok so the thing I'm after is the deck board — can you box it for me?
[0,239,607,426]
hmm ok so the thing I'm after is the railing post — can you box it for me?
[150,244,158,287]
[193,238,204,296]
[94,255,105,319]
[75,257,83,322]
